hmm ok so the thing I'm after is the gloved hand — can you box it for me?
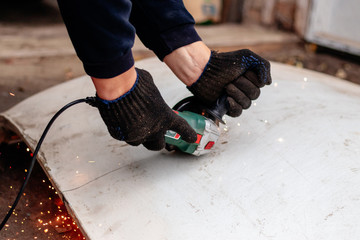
[187,49,271,117]
[89,68,197,150]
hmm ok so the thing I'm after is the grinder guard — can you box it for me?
[165,96,228,155]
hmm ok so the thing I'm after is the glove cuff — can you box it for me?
[187,50,238,103]
[187,49,271,104]
[96,76,138,106]
[94,68,163,141]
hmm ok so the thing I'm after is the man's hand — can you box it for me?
[188,49,271,117]
[91,68,197,150]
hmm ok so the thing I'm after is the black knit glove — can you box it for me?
[188,49,271,117]
[89,68,197,151]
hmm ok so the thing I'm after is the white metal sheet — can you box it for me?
[1,58,360,240]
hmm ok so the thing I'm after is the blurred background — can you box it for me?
[0,0,359,112]
[0,0,359,239]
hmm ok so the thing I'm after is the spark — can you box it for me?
[4,142,86,239]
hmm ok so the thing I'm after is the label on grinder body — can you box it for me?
[165,111,220,155]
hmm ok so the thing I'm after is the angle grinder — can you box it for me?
[165,95,229,156]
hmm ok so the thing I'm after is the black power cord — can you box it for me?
[0,97,95,231]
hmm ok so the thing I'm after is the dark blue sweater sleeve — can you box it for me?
[57,0,136,78]
[57,0,202,78]
[130,0,201,60]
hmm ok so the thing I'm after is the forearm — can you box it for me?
[163,41,211,86]
[92,66,137,101]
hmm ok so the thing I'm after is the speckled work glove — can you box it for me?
[90,68,197,151]
[188,49,271,117]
